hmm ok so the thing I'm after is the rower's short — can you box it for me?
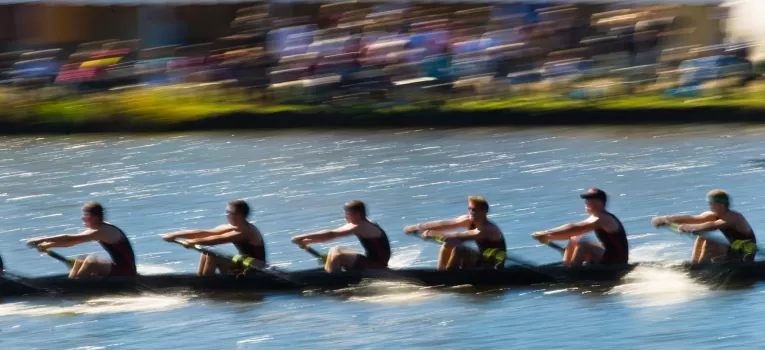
[727,240,757,263]
[348,254,388,270]
[456,247,504,269]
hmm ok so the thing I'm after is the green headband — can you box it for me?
[707,195,729,204]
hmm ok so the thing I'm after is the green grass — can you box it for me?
[7,84,765,127]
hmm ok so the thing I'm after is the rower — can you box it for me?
[532,188,628,267]
[291,200,390,272]
[403,196,506,271]
[652,189,757,263]
[26,202,137,278]
[161,199,265,276]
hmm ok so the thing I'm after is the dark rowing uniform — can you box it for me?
[99,223,137,276]
[719,224,757,262]
[351,221,391,270]
[229,237,267,275]
[593,212,629,264]
[475,225,507,268]
[234,240,267,264]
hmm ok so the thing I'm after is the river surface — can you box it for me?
[2,126,765,349]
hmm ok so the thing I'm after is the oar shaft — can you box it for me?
[171,240,248,266]
[27,243,76,268]
[43,249,76,267]
[545,242,566,254]
[298,245,327,262]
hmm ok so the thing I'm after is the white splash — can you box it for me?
[610,265,710,308]
[345,284,437,305]
[388,246,422,269]
[136,264,177,275]
[0,295,189,316]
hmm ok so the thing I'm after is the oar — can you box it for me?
[1,246,79,295]
[296,244,328,264]
[26,243,77,268]
[41,248,76,268]
[543,241,566,254]
[0,271,52,295]
[0,252,49,294]
[170,239,304,286]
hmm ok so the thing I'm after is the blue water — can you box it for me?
[2,126,765,349]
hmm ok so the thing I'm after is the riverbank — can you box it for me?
[2,88,765,134]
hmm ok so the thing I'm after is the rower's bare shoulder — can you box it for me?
[483,223,503,239]
[249,223,263,235]
[483,221,502,233]
[246,224,264,243]
[729,211,751,226]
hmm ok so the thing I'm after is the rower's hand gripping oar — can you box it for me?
[3,243,80,295]
[27,242,76,268]
[170,239,304,285]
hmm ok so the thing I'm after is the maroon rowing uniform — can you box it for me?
[352,221,391,269]
[593,212,629,264]
[99,223,137,276]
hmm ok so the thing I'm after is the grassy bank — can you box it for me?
[1,84,765,134]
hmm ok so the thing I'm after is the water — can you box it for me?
[2,126,765,349]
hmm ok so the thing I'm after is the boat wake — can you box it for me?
[0,294,189,316]
[609,265,711,308]
[324,245,437,303]
[336,280,440,304]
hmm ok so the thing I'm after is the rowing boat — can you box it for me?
[0,263,623,298]
[2,260,762,298]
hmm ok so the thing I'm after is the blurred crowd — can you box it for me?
[0,3,759,105]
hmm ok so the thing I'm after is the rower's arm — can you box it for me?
[539,220,598,241]
[162,226,234,240]
[683,219,728,234]
[187,231,246,246]
[405,216,470,233]
[31,230,99,248]
[292,224,355,244]
[658,212,717,225]
[427,228,481,241]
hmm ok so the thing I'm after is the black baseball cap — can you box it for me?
[580,188,607,203]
